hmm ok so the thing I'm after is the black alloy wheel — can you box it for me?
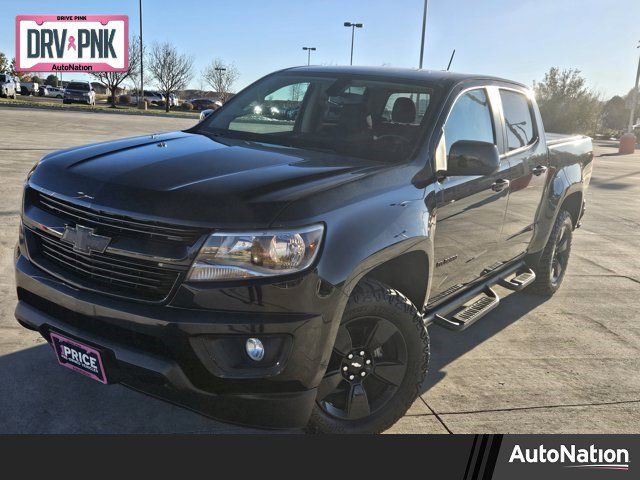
[317,315,408,420]
[307,278,429,434]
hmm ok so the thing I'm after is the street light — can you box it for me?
[343,22,363,66]
[418,0,428,69]
[627,40,640,133]
[302,47,317,66]
[139,0,144,108]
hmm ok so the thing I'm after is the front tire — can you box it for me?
[528,210,573,296]
[307,279,429,434]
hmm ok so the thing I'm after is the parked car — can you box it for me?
[63,81,95,105]
[40,86,65,99]
[19,81,39,96]
[189,98,219,110]
[0,73,18,99]
[128,90,164,105]
[15,67,593,434]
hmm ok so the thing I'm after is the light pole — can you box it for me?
[627,40,640,133]
[139,0,144,108]
[418,0,428,69]
[302,47,316,65]
[343,22,363,65]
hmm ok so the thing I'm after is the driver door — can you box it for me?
[431,87,511,299]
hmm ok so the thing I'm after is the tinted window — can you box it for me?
[500,89,536,150]
[0,74,7,82]
[228,81,310,134]
[382,92,430,125]
[199,73,436,163]
[444,89,494,154]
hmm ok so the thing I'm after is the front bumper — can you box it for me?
[15,254,346,429]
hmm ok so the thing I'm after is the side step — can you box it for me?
[434,287,500,331]
[498,268,536,291]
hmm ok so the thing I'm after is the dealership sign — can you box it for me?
[15,15,128,72]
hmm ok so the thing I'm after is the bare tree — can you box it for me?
[202,58,239,103]
[91,36,142,107]
[148,42,194,112]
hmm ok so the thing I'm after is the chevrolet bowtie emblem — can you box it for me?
[61,225,111,254]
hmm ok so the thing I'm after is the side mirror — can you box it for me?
[199,109,215,121]
[445,140,500,176]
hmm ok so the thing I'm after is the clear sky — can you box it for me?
[1,0,638,98]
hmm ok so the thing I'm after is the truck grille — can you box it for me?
[33,190,204,244]
[30,229,185,302]
[26,188,206,302]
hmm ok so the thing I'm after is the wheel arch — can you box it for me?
[357,250,430,310]
[560,190,583,227]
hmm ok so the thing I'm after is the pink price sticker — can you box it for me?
[15,15,129,72]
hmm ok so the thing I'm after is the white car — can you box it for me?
[63,81,96,106]
[0,73,18,99]
[129,91,164,105]
[43,86,65,99]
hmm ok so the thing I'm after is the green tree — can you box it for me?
[533,67,601,134]
[601,95,628,132]
[44,74,59,87]
[9,58,22,79]
[0,52,8,72]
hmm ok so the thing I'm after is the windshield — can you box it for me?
[196,72,437,162]
[67,82,89,91]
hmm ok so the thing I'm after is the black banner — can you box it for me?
[0,434,635,478]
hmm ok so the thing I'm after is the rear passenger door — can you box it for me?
[431,87,511,298]
[497,88,549,260]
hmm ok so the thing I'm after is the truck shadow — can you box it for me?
[421,291,547,394]
[0,342,266,433]
[0,291,546,433]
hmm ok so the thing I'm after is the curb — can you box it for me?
[0,101,200,120]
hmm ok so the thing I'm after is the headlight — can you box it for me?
[188,224,324,281]
[26,160,40,181]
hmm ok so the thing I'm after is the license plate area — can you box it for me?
[49,331,108,384]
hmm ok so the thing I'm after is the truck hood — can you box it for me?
[30,131,385,227]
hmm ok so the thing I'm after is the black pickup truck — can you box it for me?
[15,66,593,433]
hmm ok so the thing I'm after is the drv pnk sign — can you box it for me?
[15,15,128,72]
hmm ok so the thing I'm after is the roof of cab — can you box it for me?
[282,65,528,89]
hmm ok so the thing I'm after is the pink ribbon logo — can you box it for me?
[67,36,76,50]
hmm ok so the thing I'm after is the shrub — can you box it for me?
[182,102,193,111]
[119,95,131,105]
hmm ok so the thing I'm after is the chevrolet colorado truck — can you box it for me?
[15,67,593,433]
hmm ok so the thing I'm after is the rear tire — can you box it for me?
[307,278,429,434]
[528,210,573,296]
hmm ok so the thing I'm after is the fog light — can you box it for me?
[245,338,265,361]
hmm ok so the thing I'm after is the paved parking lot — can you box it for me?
[0,107,638,433]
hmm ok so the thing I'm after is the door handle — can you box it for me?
[491,179,510,192]
[532,165,548,176]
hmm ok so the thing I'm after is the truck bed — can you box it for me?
[545,132,589,148]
